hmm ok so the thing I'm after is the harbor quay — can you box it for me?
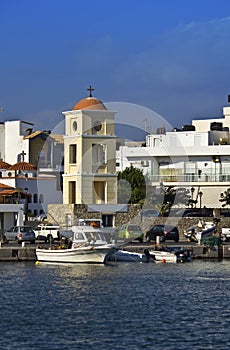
[0,240,230,262]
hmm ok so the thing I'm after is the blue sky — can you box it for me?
[1,0,230,135]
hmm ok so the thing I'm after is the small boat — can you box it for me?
[112,249,147,262]
[36,225,117,264]
[145,248,177,263]
[110,247,191,263]
[147,247,192,263]
[184,220,217,243]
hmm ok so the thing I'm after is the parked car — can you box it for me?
[2,226,36,244]
[140,209,161,217]
[114,224,144,243]
[174,208,213,217]
[145,224,179,243]
[33,224,60,243]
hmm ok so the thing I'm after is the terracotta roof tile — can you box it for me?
[0,189,18,195]
[0,161,11,169]
[8,161,37,170]
[0,183,15,189]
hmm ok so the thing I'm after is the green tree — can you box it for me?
[146,185,191,214]
[219,189,230,207]
[162,186,191,214]
[117,165,146,204]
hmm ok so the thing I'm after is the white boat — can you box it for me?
[145,249,177,263]
[112,249,147,262]
[111,247,191,263]
[36,225,117,264]
[184,220,217,243]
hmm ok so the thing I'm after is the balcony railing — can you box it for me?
[147,174,230,183]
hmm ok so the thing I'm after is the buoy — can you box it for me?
[35,261,40,266]
[162,259,166,264]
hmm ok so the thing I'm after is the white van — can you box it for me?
[34,224,60,243]
[78,219,103,227]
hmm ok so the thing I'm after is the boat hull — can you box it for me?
[148,250,178,263]
[36,247,113,264]
[111,249,185,263]
[112,250,147,262]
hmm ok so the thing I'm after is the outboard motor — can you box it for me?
[144,249,156,263]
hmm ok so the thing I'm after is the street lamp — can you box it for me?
[198,191,203,208]
[212,156,221,181]
[190,187,195,208]
[24,187,28,221]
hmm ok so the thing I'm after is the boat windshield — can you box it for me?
[75,232,85,240]
[84,232,106,242]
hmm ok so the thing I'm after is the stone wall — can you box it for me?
[48,203,142,228]
[47,203,230,238]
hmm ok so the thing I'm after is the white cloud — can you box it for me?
[113,16,230,90]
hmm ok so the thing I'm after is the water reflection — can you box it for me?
[0,260,229,349]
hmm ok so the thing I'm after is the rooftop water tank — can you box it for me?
[182,125,196,131]
[210,122,223,131]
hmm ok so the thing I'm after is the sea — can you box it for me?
[0,259,230,350]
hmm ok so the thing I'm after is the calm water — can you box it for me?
[0,259,230,350]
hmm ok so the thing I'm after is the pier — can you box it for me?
[0,245,36,261]
[0,241,230,261]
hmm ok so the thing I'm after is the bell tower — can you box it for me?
[62,86,117,205]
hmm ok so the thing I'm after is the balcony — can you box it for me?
[147,173,230,184]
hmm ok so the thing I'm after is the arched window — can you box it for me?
[34,209,38,216]
[33,194,38,203]
[39,194,44,203]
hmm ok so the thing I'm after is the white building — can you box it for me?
[0,120,64,222]
[0,120,32,164]
[116,103,230,209]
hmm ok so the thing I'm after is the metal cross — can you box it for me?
[21,150,26,162]
[87,85,94,97]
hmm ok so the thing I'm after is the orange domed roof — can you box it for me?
[73,97,107,111]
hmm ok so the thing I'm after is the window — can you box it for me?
[69,144,77,164]
[141,160,149,167]
[72,120,78,131]
[69,181,76,204]
[92,144,106,165]
[33,194,38,203]
[39,194,44,203]
[94,121,102,132]
[94,181,106,204]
